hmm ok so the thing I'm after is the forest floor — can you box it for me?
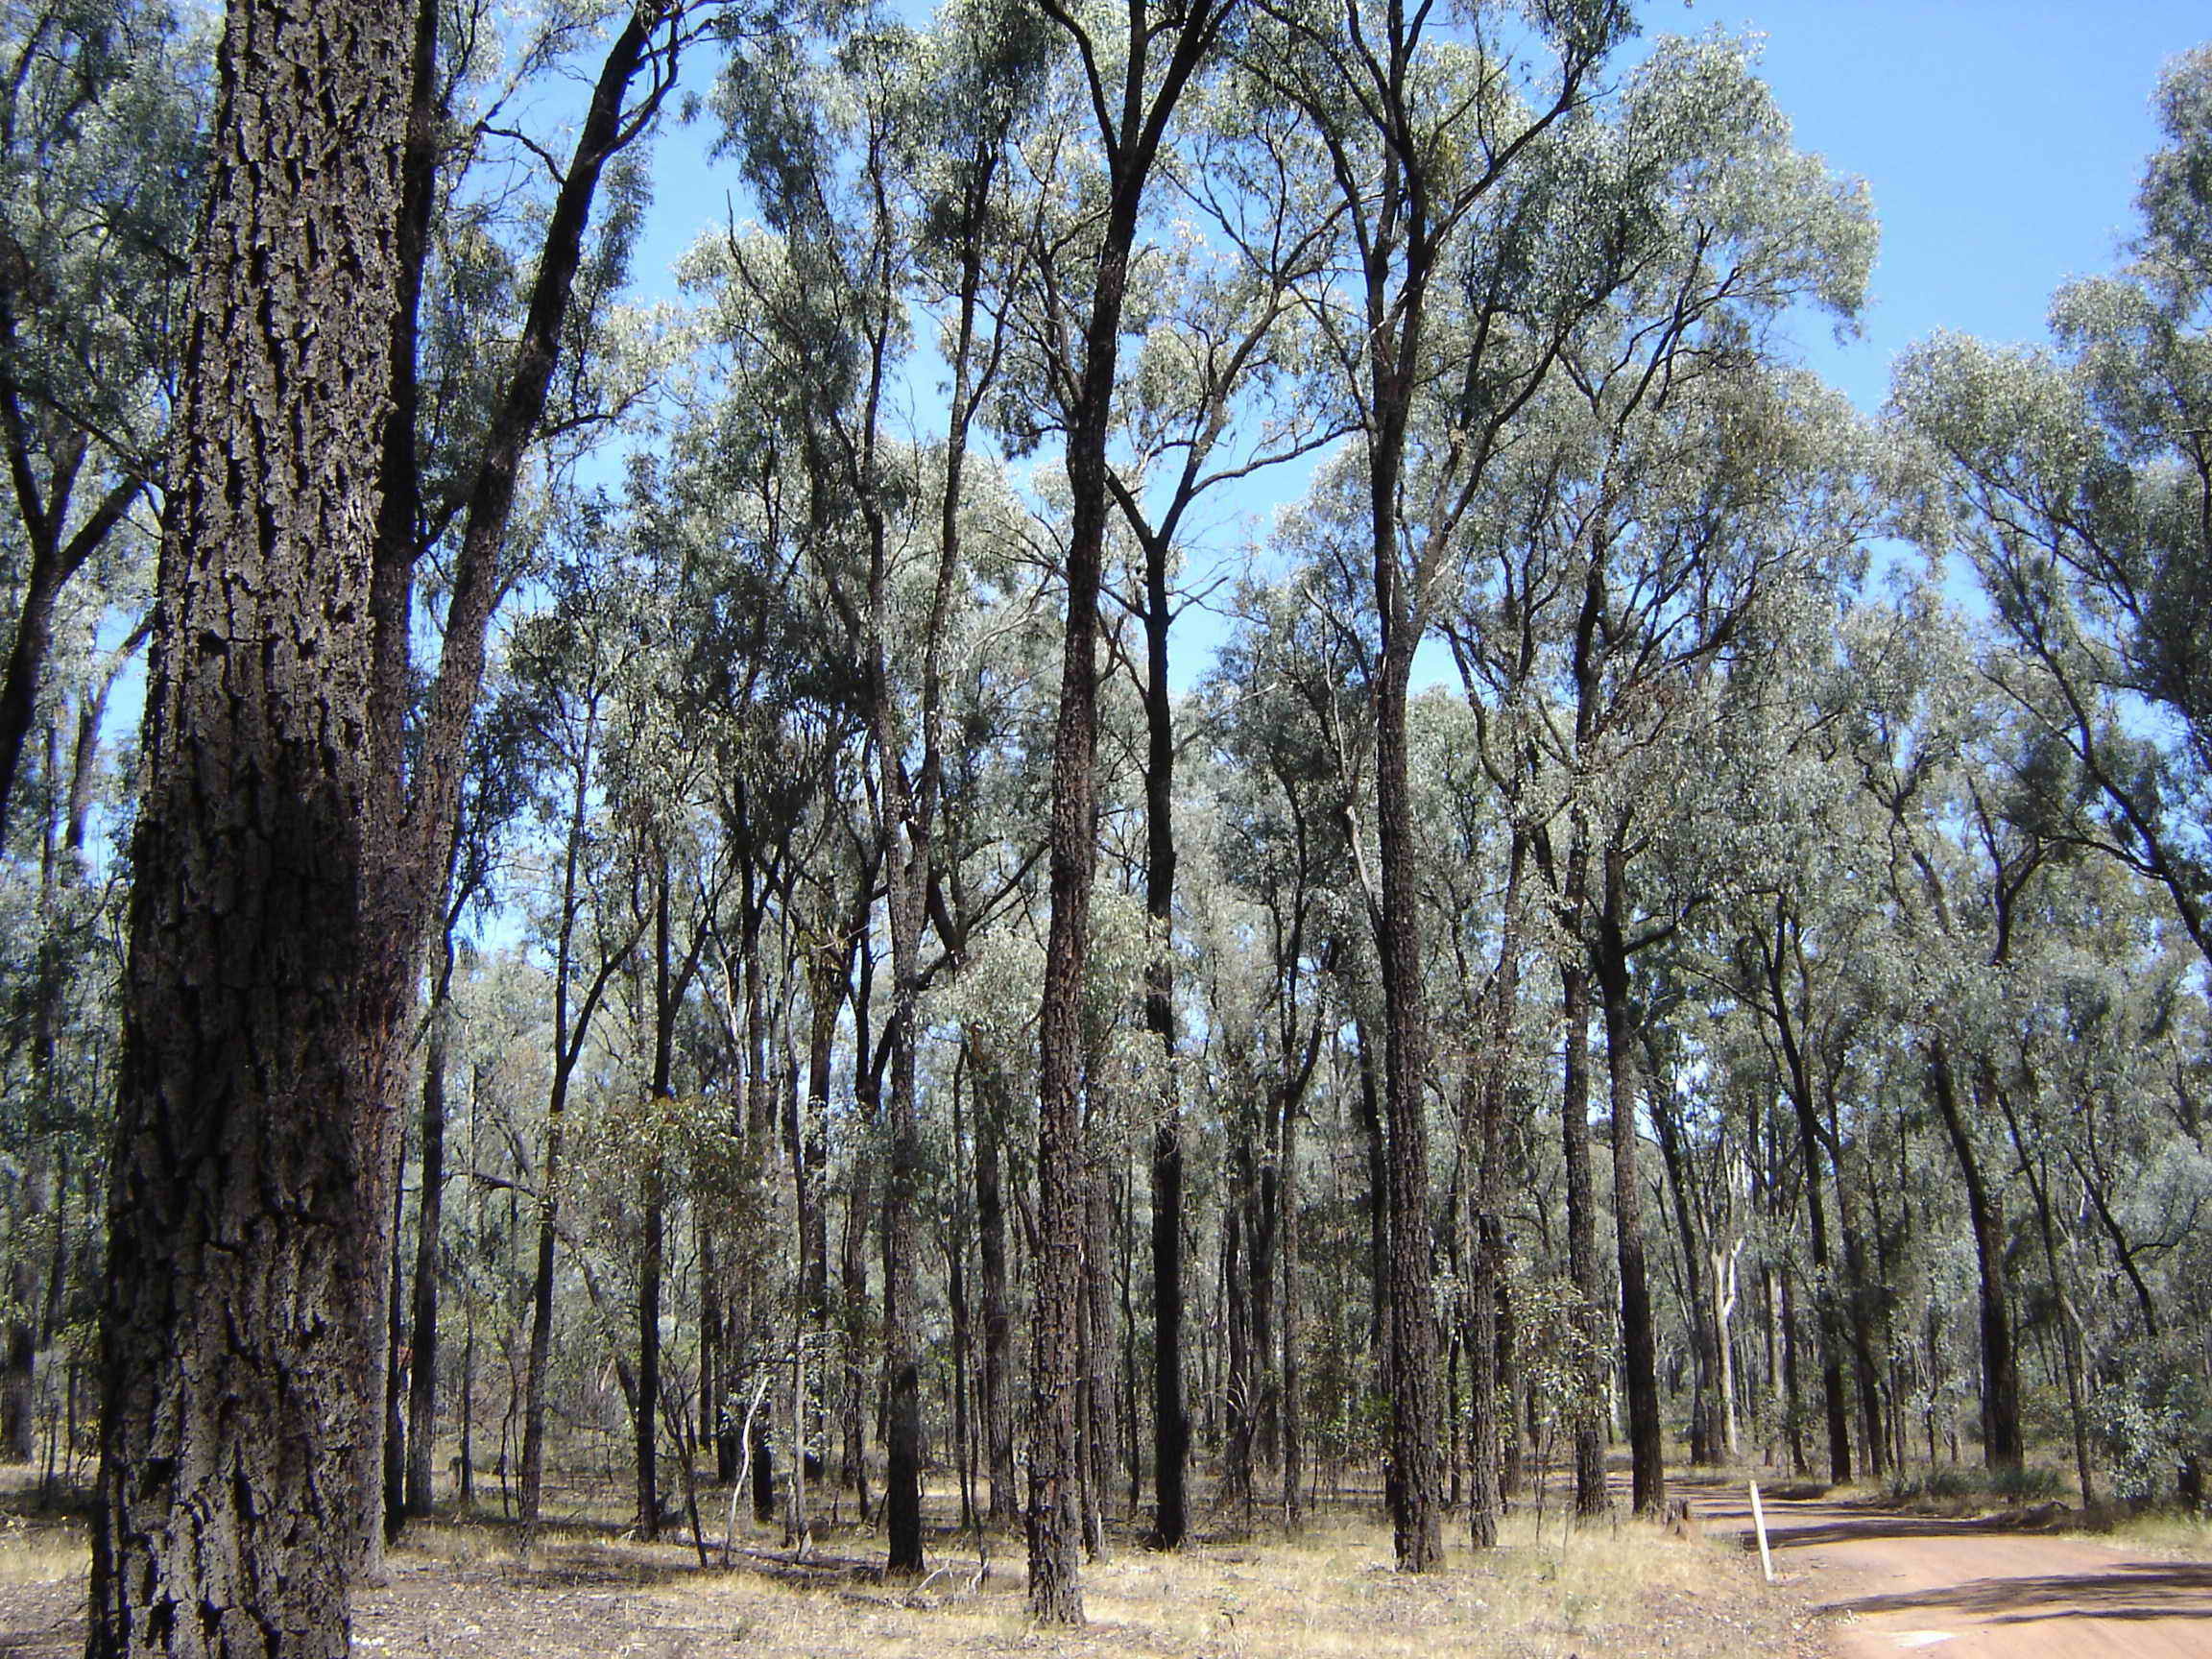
[1697,1476,2212,1657]
[12,1465,2209,1657]
[1,1469,1818,1659]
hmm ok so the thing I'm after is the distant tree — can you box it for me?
[1893,44,2212,972]
[0,0,202,849]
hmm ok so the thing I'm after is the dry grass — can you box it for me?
[2066,1506,2212,1560]
[1,1488,1824,1659]
[358,1502,1819,1659]
[0,1515,83,1589]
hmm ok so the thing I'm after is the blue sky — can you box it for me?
[1709,0,2204,411]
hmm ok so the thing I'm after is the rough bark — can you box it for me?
[1024,0,1231,1618]
[1595,845,1663,1518]
[973,1041,1018,1526]
[1559,944,1608,1518]
[402,985,449,1518]
[87,1,414,1648]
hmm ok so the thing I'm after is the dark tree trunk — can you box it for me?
[1371,641,1444,1572]
[1138,512,1189,1551]
[383,1152,408,1542]
[1595,846,1663,1518]
[1279,1088,1305,1530]
[87,0,414,1647]
[973,1043,1018,1527]
[403,960,452,1516]
[1023,0,1230,1614]
[1929,1040,2022,1470]
[1559,948,1608,1518]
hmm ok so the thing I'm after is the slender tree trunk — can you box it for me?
[1928,1040,2022,1470]
[1559,947,1608,1518]
[949,1062,975,1532]
[974,1043,1017,1527]
[1139,518,1189,1550]
[1650,1075,1720,1467]
[383,1149,408,1542]
[1220,1180,1253,1516]
[1081,1118,1118,1558]
[404,964,452,1516]
[1464,830,1527,1547]
[1595,846,1663,1517]
[1355,1025,1389,1392]
[1280,1092,1305,1531]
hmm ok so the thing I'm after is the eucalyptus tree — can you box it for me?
[1206,581,1361,1527]
[1892,45,2212,974]
[1235,0,1639,1564]
[652,256,871,1519]
[1825,590,2035,1474]
[1057,68,1350,1546]
[996,0,1242,1614]
[1431,32,1872,1517]
[714,6,948,1572]
[495,540,669,1532]
[401,713,533,1519]
[0,0,201,848]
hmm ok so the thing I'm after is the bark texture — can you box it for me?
[88,1,413,1651]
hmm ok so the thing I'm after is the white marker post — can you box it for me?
[1748,1480,1775,1583]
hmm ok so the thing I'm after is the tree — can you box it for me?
[1245,0,1633,1566]
[1012,0,1239,1617]
[87,0,416,1650]
[0,0,201,849]
[91,0,689,1641]
[1893,44,2212,974]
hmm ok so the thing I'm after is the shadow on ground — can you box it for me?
[1816,1562,2212,1627]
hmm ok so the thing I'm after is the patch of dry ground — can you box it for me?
[3,1497,1827,1659]
[1701,1479,2212,1658]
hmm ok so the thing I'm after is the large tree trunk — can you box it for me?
[1371,621,1444,1573]
[87,0,413,1647]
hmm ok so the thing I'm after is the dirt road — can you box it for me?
[1700,1482,2212,1657]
